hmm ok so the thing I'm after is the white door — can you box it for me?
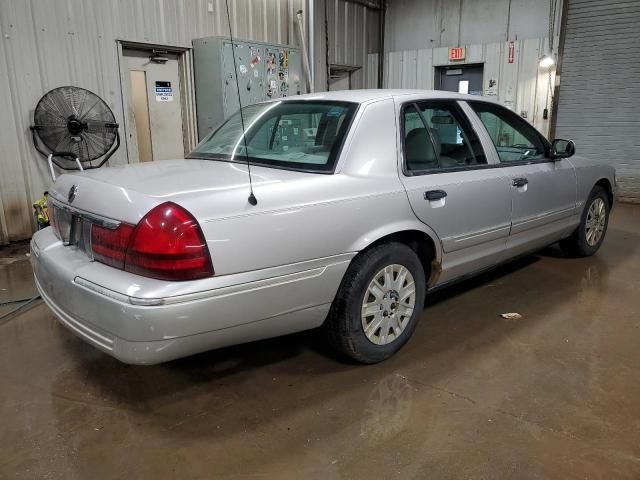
[468,101,577,256]
[397,99,512,285]
[124,48,185,162]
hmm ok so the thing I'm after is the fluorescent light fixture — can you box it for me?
[539,55,555,68]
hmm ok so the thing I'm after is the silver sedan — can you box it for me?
[31,90,615,364]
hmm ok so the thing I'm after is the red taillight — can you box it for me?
[126,202,213,281]
[91,223,135,269]
[90,202,213,281]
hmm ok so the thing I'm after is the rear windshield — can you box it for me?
[187,100,358,172]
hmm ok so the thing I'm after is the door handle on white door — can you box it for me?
[424,190,447,201]
[512,178,528,188]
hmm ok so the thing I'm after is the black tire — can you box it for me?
[324,242,426,363]
[560,185,610,257]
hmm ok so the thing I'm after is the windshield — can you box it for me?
[188,100,358,172]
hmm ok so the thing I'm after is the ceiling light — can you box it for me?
[539,55,555,68]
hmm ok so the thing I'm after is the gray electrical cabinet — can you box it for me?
[193,37,302,140]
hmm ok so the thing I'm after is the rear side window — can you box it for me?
[188,100,358,172]
[470,101,548,163]
[402,101,486,174]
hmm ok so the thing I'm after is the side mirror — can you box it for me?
[550,139,575,159]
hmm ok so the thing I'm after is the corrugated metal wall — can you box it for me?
[369,37,558,136]
[384,0,564,52]
[0,0,306,244]
[327,0,380,89]
[555,0,640,202]
[312,0,381,92]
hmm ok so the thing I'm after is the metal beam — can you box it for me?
[344,0,381,10]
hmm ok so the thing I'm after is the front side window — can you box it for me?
[403,101,486,173]
[470,102,548,163]
[188,100,357,172]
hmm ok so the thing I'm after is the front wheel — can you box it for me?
[324,242,426,363]
[560,185,610,257]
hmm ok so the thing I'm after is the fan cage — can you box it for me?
[31,86,120,171]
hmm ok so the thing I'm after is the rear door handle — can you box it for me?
[512,177,528,187]
[424,190,447,201]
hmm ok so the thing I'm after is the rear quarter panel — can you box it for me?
[200,98,440,276]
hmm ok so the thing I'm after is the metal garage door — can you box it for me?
[555,0,640,202]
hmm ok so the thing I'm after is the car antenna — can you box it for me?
[224,0,258,206]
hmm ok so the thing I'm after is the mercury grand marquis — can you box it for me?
[31,90,615,364]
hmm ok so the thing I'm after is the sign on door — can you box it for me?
[155,81,174,102]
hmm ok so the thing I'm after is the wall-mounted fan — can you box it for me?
[30,86,120,180]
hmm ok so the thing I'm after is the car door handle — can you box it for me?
[424,190,447,201]
[512,177,528,187]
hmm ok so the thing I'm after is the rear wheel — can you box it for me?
[324,242,426,363]
[560,185,610,257]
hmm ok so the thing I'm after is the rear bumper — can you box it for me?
[31,228,351,364]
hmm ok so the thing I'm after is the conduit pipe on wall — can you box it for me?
[296,9,314,93]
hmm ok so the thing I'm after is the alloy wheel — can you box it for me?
[361,264,416,345]
[585,197,606,246]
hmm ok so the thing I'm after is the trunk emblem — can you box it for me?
[68,185,78,203]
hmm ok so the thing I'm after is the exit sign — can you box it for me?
[449,47,466,61]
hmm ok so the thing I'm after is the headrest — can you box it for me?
[405,128,439,169]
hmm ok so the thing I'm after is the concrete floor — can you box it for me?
[1,204,640,479]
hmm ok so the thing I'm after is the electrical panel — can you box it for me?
[193,37,302,140]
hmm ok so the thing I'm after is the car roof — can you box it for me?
[279,89,499,105]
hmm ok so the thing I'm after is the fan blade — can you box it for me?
[37,96,70,124]
[76,89,89,118]
[82,132,105,158]
[79,93,115,123]
[80,139,90,162]
[52,132,72,154]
